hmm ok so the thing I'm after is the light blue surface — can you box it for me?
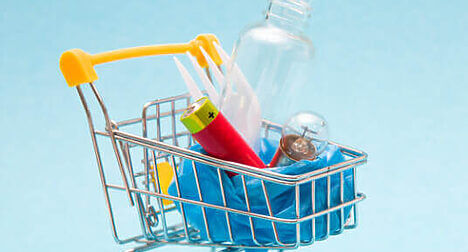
[1,0,467,251]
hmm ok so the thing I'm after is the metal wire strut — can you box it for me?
[76,84,367,251]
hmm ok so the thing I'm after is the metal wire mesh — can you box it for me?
[76,83,367,251]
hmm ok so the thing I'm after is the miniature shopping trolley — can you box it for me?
[60,34,367,252]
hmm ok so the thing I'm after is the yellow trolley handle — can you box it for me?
[60,34,222,87]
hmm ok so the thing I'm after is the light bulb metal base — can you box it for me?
[269,134,317,167]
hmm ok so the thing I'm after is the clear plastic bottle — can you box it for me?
[221,0,314,146]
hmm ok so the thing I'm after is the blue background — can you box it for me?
[1,0,467,251]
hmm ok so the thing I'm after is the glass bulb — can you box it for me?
[282,111,329,158]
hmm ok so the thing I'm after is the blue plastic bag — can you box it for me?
[168,138,355,245]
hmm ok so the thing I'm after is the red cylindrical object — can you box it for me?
[181,97,266,177]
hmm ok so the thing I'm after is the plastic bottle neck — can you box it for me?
[265,0,312,32]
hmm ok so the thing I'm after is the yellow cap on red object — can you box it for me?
[180,97,219,134]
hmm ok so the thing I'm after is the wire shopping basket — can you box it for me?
[60,34,367,252]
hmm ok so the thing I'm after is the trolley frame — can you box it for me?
[75,81,367,252]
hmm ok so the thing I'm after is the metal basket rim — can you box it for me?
[100,129,367,185]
